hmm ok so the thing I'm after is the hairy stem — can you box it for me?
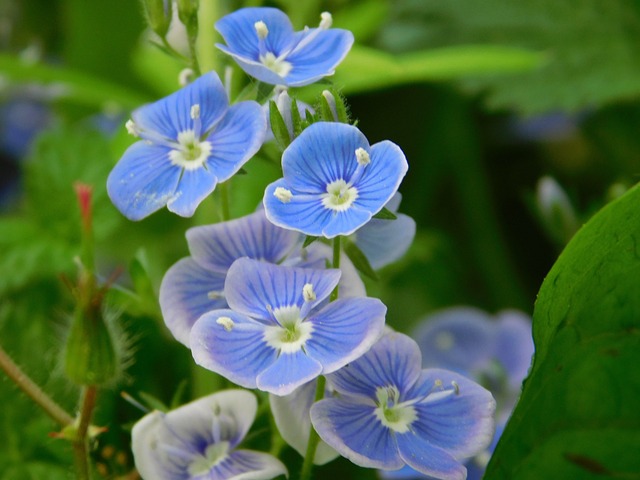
[0,344,73,426]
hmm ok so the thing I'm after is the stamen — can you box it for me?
[254,20,269,39]
[190,104,200,120]
[178,68,194,86]
[274,186,293,203]
[303,283,316,302]
[451,380,460,395]
[319,12,332,29]
[355,147,370,166]
[216,316,234,332]
[125,119,137,136]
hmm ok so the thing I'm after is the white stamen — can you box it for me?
[216,316,234,331]
[190,104,200,120]
[264,306,313,354]
[259,52,293,77]
[303,283,316,302]
[319,12,332,29]
[125,119,137,136]
[254,20,269,39]
[355,147,370,166]
[434,379,443,389]
[178,68,194,86]
[274,186,293,203]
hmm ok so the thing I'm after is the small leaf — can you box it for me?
[373,207,398,220]
[290,98,304,136]
[269,100,291,150]
[343,239,379,280]
[303,236,318,248]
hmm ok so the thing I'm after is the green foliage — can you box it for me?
[381,0,640,114]
[487,184,640,477]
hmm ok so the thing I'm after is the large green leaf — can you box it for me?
[486,184,640,477]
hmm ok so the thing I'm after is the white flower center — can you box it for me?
[168,129,212,171]
[321,179,358,212]
[263,305,313,354]
[259,52,293,78]
[374,385,417,433]
[187,441,230,476]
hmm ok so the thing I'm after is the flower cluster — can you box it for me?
[108,6,502,480]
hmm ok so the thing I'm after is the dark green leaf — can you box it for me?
[343,239,379,280]
[269,100,292,150]
[487,184,640,477]
[290,97,304,137]
[373,207,398,220]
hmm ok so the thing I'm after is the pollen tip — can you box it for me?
[355,147,370,166]
[125,119,137,136]
[190,104,200,120]
[274,186,293,203]
[320,12,332,29]
[254,20,269,39]
[303,283,316,302]
[216,316,235,332]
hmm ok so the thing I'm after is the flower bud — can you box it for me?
[142,0,171,38]
[536,176,578,245]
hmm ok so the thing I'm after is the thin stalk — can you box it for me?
[187,31,202,77]
[330,236,341,301]
[0,344,73,426]
[218,180,231,221]
[299,375,326,480]
[73,385,98,480]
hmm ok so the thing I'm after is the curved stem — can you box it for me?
[0,344,73,426]
[299,375,326,480]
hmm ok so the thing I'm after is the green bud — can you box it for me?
[320,89,350,123]
[142,0,171,38]
[177,0,199,27]
[535,176,579,246]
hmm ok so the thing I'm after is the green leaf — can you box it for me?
[326,44,542,96]
[269,100,292,150]
[0,53,149,110]
[487,184,640,478]
[373,207,398,220]
[343,239,378,281]
[303,236,318,248]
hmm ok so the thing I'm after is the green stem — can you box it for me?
[187,30,201,77]
[330,236,341,301]
[0,344,74,426]
[299,375,326,480]
[218,180,231,221]
[73,385,98,480]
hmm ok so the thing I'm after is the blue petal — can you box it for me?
[186,210,300,273]
[223,258,341,321]
[406,369,496,459]
[106,142,180,221]
[166,166,219,218]
[159,258,227,346]
[256,350,322,395]
[210,450,288,480]
[216,46,290,86]
[215,7,295,61]
[133,72,228,140]
[305,297,386,373]
[494,310,534,388]
[353,140,408,215]
[269,380,339,465]
[395,430,467,480]
[281,122,370,194]
[311,398,404,470]
[263,179,333,237]
[190,309,277,389]
[323,205,373,238]
[413,307,496,376]
[327,331,422,401]
[205,100,266,182]
[285,29,355,86]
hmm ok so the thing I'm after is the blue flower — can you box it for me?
[107,72,265,220]
[189,257,385,395]
[160,209,365,346]
[215,7,354,87]
[131,389,287,480]
[310,331,496,480]
[264,122,408,238]
[351,193,416,270]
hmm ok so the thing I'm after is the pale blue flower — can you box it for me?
[107,72,265,220]
[190,257,385,395]
[351,193,416,270]
[160,209,365,346]
[131,389,287,480]
[264,122,408,238]
[215,7,354,87]
[310,331,495,480]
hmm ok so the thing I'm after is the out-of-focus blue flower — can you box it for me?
[215,7,354,87]
[401,307,534,480]
[131,389,287,480]
[190,258,385,395]
[264,122,408,238]
[269,378,339,465]
[159,209,365,346]
[310,331,495,480]
[107,72,265,220]
[351,193,416,270]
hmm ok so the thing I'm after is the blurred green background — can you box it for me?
[1,0,640,478]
